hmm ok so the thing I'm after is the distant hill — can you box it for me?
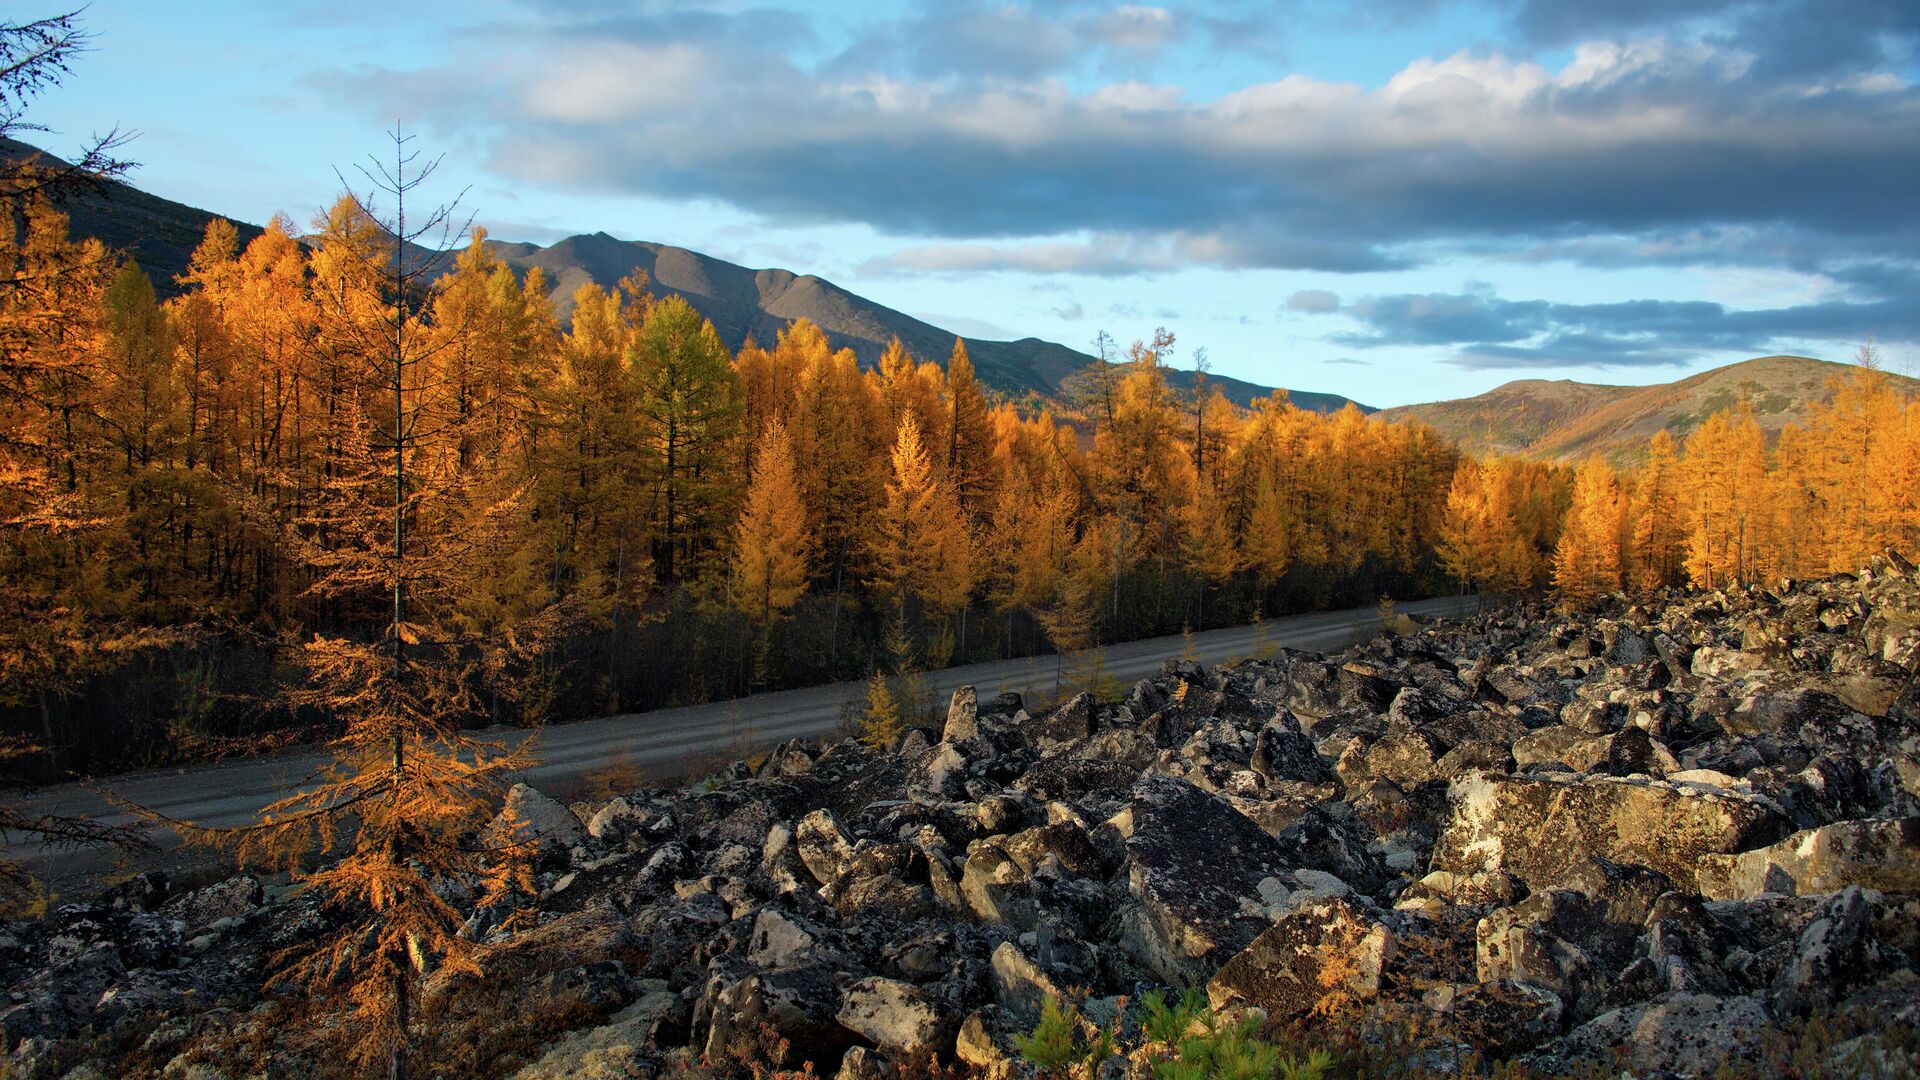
[486,232,1368,411]
[1377,355,1919,461]
[3,140,1377,414]
[0,137,265,286]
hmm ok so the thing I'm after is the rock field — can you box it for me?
[6,557,1920,1078]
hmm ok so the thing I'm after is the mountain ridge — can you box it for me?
[2,139,1375,413]
[1376,354,1919,461]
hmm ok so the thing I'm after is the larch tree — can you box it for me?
[944,338,995,517]
[629,294,743,591]
[0,11,162,898]
[732,418,810,623]
[1681,402,1767,588]
[170,134,538,1080]
[1241,466,1292,590]
[1552,456,1623,606]
[1631,430,1686,591]
[873,413,972,618]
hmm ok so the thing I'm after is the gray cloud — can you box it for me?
[1338,288,1920,368]
[1286,289,1342,314]
[319,1,1920,283]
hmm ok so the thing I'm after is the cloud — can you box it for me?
[909,311,1019,340]
[1093,5,1184,57]
[317,2,1920,282]
[1338,287,1920,369]
[1286,289,1341,314]
[1320,356,1371,365]
[1049,301,1086,320]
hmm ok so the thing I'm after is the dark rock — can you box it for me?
[1205,897,1395,1018]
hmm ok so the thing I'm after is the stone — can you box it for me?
[586,796,653,844]
[1024,693,1097,754]
[836,976,954,1054]
[160,876,262,933]
[1772,885,1889,1016]
[1431,980,1565,1057]
[1206,897,1396,1019]
[1524,993,1770,1076]
[954,1005,1027,1077]
[1432,771,1786,889]
[702,965,853,1069]
[510,991,679,1079]
[945,685,981,743]
[794,809,856,888]
[1698,817,1920,899]
[491,783,589,855]
[922,741,971,800]
[1111,776,1298,986]
[990,941,1068,1024]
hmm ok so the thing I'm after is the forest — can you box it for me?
[3,182,1917,779]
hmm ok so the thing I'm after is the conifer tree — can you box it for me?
[874,413,972,617]
[1631,430,1685,591]
[732,418,810,622]
[172,134,538,1079]
[1552,457,1623,606]
[629,294,743,589]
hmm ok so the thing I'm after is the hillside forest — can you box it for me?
[4,192,1918,778]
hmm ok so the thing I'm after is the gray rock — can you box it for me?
[944,685,980,743]
[1432,771,1787,889]
[1206,897,1396,1019]
[836,976,954,1053]
[490,783,589,855]
[1699,817,1920,899]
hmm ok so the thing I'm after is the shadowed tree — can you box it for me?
[152,133,540,1080]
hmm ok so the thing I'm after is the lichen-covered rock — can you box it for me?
[835,976,954,1053]
[1432,771,1787,888]
[1523,992,1770,1076]
[1110,775,1297,985]
[793,809,856,888]
[1205,897,1396,1018]
[1697,817,1920,899]
[944,685,981,743]
[491,782,589,854]
[510,989,679,1079]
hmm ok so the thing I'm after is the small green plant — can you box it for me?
[1013,995,1113,1073]
[1142,988,1211,1044]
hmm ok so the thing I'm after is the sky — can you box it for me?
[22,0,1920,407]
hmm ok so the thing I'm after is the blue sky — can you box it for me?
[24,0,1920,406]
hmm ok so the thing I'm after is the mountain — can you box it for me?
[485,231,1365,411]
[1377,355,1919,461]
[3,139,1376,413]
[0,137,266,287]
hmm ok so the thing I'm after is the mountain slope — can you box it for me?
[1378,355,1918,461]
[6,140,1373,411]
[489,231,1355,410]
[0,137,265,286]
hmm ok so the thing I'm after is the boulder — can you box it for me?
[1432,771,1786,888]
[989,941,1068,1024]
[1110,776,1297,985]
[1205,897,1396,1019]
[510,989,680,1079]
[945,686,981,743]
[586,796,654,845]
[1524,993,1770,1076]
[793,809,856,888]
[702,965,853,1069]
[1771,885,1893,1016]
[1698,817,1920,899]
[491,783,589,855]
[1023,693,1097,754]
[836,976,954,1054]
